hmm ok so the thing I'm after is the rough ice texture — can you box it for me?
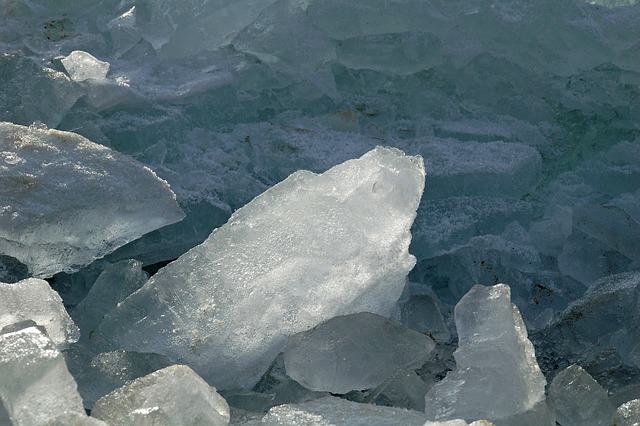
[61,51,110,82]
[535,271,640,390]
[0,278,79,349]
[283,312,435,393]
[613,399,640,426]
[98,146,425,389]
[0,122,185,277]
[91,365,230,426]
[424,284,549,424]
[547,365,614,426]
[0,327,86,425]
[261,396,429,426]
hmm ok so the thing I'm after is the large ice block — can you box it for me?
[91,365,230,426]
[424,284,550,424]
[0,122,185,277]
[98,146,425,389]
[283,312,435,393]
[0,327,87,425]
[0,277,79,349]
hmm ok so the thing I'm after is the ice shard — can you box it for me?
[283,312,435,393]
[0,278,79,349]
[424,284,550,424]
[98,146,425,389]
[0,122,185,277]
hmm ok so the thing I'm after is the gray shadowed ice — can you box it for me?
[283,312,435,393]
[0,278,79,349]
[0,122,185,277]
[98,146,425,389]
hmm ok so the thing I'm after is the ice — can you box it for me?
[0,122,185,277]
[0,278,79,349]
[534,271,640,391]
[91,365,230,426]
[0,326,87,425]
[71,259,148,339]
[98,146,425,389]
[283,312,435,393]
[424,284,551,424]
[260,396,429,426]
[61,51,110,82]
[547,365,614,426]
[613,399,640,426]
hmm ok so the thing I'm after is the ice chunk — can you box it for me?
[0,327,86,425]
[424,284,550,424]
[261,396,429,425]
[547,365,614,426]
[283,312,435,393]
[43,412,109,425]
[91,365,230,426]
[613,399,640,426]
[0,122,185,277]
[71,260,148,338]
[0,278,79,349]
[61,51,110,82]
[98,146,425,389]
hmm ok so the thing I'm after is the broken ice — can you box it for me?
[0,122,185,277]
[98,146,425,389]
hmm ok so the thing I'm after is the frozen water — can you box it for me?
[260,396,429,426]
[613,399,640,426]
[424,284,550,424]
[0,122,185,277]
[283,312,435,393]
[61,51,110,82]
[547,365,614,426]
[98,146,424,389]
[0,326,87,425]
[91,365,230,426]
[0,278,79,349]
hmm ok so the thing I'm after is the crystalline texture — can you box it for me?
[61,51,110,82]
[283,312,435,393]
[91,365,230,426]
[0,278,79,349]
[424,284,549,424]
[98,146,425,389]
[0,327,87,425]
[0,122,185,277]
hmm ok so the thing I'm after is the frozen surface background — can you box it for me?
[1,0,640,424]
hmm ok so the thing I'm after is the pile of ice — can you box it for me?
[2,0,640,424]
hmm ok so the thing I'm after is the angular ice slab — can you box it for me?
[547,365,614,426]
[0,327,86,425]
[261,396,429,426]
[283,312,435,393]
[0,278,79,349]
[0,122,185,277]
[61,51,110,82]
[91,365,230,426]
[424,284,549,424]
[99,146,425,389]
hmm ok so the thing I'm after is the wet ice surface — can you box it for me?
[1,0,640,424]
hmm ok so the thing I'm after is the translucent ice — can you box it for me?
[0,327,86,425]
[261,396,429,426]
[547,365,614,426]
[61,51,110,82]
[283,312,435,393]
[613,399,640,426]
[98,146,425,389]
[0,122,185,277]
[424,284,550,424]
[0,278,79,349]
[91,365,230,426]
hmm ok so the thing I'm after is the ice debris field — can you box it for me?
[1,0,640,424]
